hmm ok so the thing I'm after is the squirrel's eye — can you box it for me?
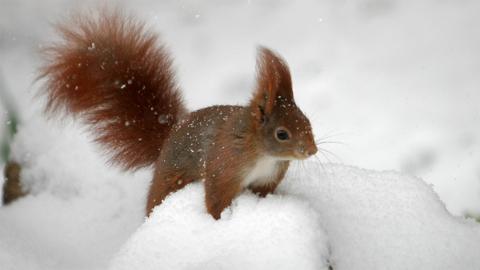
[275,128,290,141]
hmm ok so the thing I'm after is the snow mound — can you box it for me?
[0,116,151,270]
[280,164,480,270]
[110,161,480,270]
[109,183,329,270]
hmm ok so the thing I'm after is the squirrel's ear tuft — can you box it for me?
[250,46,293,117]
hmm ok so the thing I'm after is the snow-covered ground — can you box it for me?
[0,119,151,270]
[112,163,480,270]
[1,0,480,269]
[1,116,479,269]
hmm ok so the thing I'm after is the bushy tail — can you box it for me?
[39,10,186,170]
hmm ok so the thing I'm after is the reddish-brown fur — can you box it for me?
[39,10,185,170]
[40,10,317,219]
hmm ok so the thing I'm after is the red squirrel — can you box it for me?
[39,10,318,219]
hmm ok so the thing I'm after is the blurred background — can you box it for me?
[0,0,479,217]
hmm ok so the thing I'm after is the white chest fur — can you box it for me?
[242,156,280,187]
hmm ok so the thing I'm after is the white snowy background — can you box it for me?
[0,0,479,269]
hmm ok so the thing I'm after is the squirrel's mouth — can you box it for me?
[272,149,316,161]
[293,148,316,160]
[274,153,308,161]
[293,154,310,160]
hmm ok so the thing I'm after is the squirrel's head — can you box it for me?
[249,47,317,160]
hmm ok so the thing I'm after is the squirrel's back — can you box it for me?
[157,105,245,177]
[39,10,186,170]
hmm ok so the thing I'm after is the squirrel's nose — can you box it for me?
[306,143,318,157]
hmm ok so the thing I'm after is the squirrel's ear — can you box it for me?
[250,47,293,119]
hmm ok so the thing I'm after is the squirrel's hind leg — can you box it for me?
[146,168,196,216]
[204,173,243,220]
